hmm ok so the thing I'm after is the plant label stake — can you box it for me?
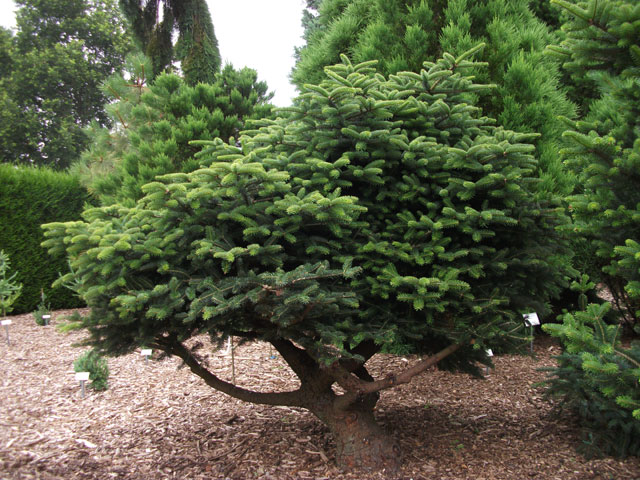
[485,349,493,375]
[140,348,152,363]
[230,337,236,384]
[76,371,90,398]
[523,313,540,353]
[1,319,11,345]
[42,314,51,326]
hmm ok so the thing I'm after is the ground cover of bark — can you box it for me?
[1,310,639,480]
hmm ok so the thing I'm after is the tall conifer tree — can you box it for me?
[119,0,221,85]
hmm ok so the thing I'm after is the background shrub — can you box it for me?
[0,164,89,313]
[543,303,640,458]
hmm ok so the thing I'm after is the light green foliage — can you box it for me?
[0,250,22,317]
[44,51,570,373]
[543,303,640,457]
[74,350,109,391]
[72,54,273,206]
[0,0,133,168]
[549,0,640,327]
[119,0,221,85]
[293,0,577,196]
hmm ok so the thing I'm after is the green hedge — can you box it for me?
[0,164,89,313]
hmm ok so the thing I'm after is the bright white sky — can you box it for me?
[0,0,306,106]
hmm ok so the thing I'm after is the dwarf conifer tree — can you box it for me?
[548,0,640,327]
[44,50,570,471]
[72,55,273,206]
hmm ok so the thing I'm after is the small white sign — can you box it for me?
[140,349,152,356]
[486,349,494,357]
[523,312,540,327]
[75,371,90,381]
[1,320,12,326]
[42,315,51,319]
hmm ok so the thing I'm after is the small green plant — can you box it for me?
[543,303,640,457]
[33,289,51,326]
[73,350,109,391]
[0,250,22,318]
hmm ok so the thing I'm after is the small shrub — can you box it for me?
[73,350,109,391]
[33,289,51,326]
[543,303,640,457]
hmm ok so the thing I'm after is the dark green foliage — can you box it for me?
[0,0,133,169]
[549,0,640,327]
[0,165,89,313]
[74,350,109,391]
[44,51,570,376]
[543,303,640,457]
[293,0,577,197]
[72,55,274,207]
[0,250,22,317]
[119,0,221,85]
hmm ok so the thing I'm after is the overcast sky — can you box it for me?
[0,0,306,106]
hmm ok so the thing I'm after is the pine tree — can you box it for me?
[71,55,274,206]
[292,0,577,197]
[548,0,640,327]
[119,0,221,85]
[44,50,571,471]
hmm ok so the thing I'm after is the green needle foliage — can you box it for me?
[119,0,221,85]
[543,303,640,457]
[0,250,22,318]
[548,0,640,328]
[44,51,571,468]
[293,0,577,197]
[74,350,109,391]
[72,54,273,207]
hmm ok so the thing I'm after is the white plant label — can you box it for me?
[75,371,90,382]
[42,315,51,319]
[141,349,152,356]
[486,349,494,357]
[523,312,540,327]
[1,320,12,326]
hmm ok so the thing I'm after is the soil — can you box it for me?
[1,309,639,480]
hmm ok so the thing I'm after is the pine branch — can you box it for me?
[159,338,305,407]
[332,342,462,410]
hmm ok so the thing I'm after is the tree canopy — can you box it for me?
[0,0,133,169]
[44,50,571,470]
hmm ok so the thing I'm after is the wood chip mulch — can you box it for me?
[1,309,639,480]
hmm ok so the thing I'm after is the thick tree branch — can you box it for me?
[158,339,305,407]
[333,342,462,410]
[270,338,321,380]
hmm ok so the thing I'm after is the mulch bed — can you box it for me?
[1,309,639,480]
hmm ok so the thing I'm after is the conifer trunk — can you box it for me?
[308,396,400,471]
